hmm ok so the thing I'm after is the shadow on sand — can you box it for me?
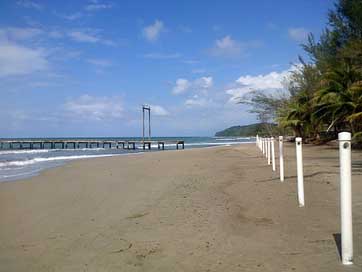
[333,233,342,261]
[255,171,339,183]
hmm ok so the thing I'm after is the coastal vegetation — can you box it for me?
[241,0,362,146]
[215,123,278,137]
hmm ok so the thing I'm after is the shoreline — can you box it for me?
[0,143,361,271]
[0,142,254,183]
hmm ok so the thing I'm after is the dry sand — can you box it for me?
[0,143,361,271]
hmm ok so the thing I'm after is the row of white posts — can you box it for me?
[255,133,353,265]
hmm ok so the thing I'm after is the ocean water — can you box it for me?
[0,137,254,182]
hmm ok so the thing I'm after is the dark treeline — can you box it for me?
[241,0,362,146]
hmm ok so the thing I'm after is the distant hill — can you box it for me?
[215,123,276,137]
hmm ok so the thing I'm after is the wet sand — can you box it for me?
[0,143,361,271]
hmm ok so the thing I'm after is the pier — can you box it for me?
[0,139,185,151]
[0,106,185,151]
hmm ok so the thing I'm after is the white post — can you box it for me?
[266,138,271,165]
[260,137,262,151]
[279,136,284,182]
[295,137,304,207]
[262,138,265,154]
[258,136,261,151]
[260,138,262,151]
[338,132,353,265]
[271,137,276,171]
[256,135,259,148]
[266,138,268,156]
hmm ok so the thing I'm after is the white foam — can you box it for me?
[236,137,253,140]
[185,141,252,146]
[214,138,237,141]
[0,149,52,155]
[214,137,254,140]
[0,169,41,179]
[0,154,121,168]
[0,147,109,155]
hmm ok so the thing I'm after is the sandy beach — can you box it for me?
[0,143,361,271]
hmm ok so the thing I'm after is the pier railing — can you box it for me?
[0,140,185,151]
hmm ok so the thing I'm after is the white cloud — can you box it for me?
[225,88,249,103]
[211,35,240,56]
[225,68,293,102]
[68,30,115,46]
[61,12,84,21]
[64,95,123,121]
[68,31,99,43]
[216,35,236,49]
[288,27,309,42]
[236,72,287,89]
[210,36,261,57]
[143,53,181,59]
[182,59,199,64]
[142,20,165,42]
[16,0,43,10]
[48,30,63,39]
[191,69,205,74]
[172,78,190,95]
[185,95,209,107]
[86,58,112,67]
[195,76,213,89]
[172,76,213,95]
[0,27,43,41]
[149,105,169,116]
[0,43,48,77]
[85,1,113,11]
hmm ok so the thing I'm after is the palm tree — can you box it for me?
[278,63,321,140]
[313,57,362,136]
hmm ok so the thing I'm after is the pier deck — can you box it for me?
[0,140,185,151]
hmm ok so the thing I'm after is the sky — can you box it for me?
[0,0,334,137]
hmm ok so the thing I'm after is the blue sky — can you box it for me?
[0,0,333,137]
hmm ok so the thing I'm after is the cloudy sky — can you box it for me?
[0,0,333,137]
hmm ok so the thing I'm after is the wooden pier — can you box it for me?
[0,140,185,151]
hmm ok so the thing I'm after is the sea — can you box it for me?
[0,137,254,182]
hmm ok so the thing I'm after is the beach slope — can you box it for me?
[0,144,361,271]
